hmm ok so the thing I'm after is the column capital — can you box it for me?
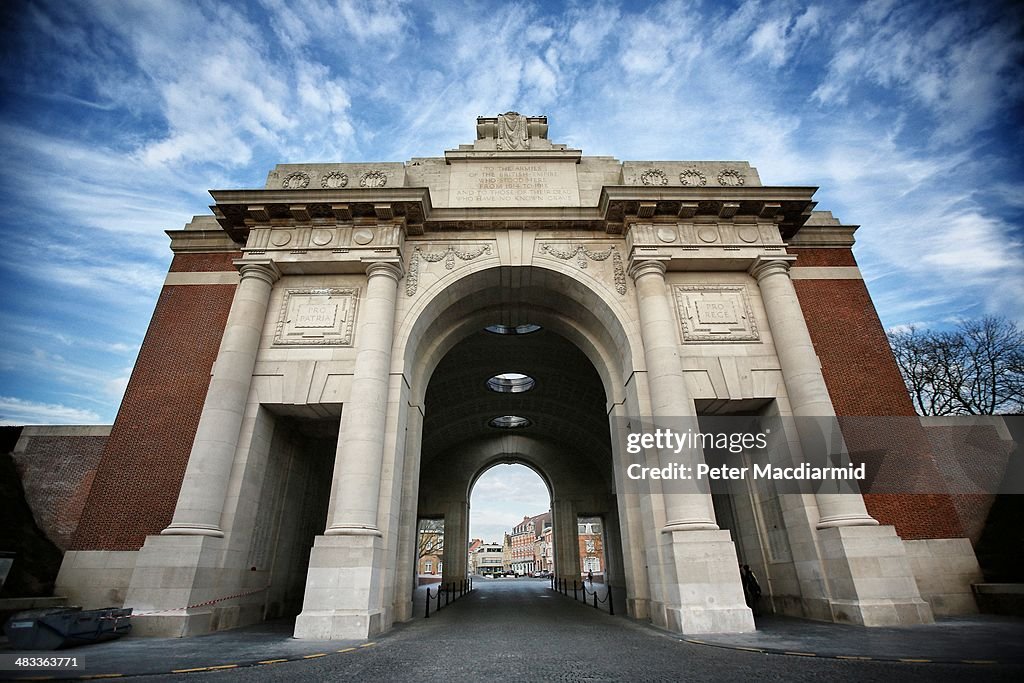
[627,258,668,282]
[748,255,797,282]
[234,258,281,285]
[363,259,405,282]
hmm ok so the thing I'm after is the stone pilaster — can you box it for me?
[325,259,404,535]
[163,259,280,537]
[628,256,754,633]
[295,257,404,640]
[748,256,877,528]
[628,258,717,530]
[553,499,580,581]
[750,255,932,625]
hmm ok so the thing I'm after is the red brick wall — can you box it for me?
[72,272,237,550]
[791,247,857,267]
[169,252,241,272]
[790,247,963,540]
[13,434,108,550]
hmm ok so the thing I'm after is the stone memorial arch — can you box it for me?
[57,113,981,640]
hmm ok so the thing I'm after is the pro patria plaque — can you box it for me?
[275,287,358,345]
[674,285,759,342]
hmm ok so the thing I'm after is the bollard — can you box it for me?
[437,584,442,611]
[608,584,614,616]
[574,580,578,601]
[425,587,431,618]
[593,590,598,609]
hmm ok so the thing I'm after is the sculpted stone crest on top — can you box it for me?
[497,111,529,150]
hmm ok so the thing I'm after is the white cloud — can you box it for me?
[0,396,103,426]
[470,464,550,543]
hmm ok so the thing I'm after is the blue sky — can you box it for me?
[1,0,1022,434]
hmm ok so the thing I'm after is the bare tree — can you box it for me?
[888,316,1024,415]
[417,518,444,558]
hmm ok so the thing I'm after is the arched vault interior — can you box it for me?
[421,328,612,480]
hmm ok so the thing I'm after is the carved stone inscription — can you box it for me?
[275,287,358,346]
[675,285,759,342]
[449,161,580,207]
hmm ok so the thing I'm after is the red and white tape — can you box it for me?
[102,584,271,619]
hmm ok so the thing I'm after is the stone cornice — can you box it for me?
[210,187,433,241]
[786,224,858,248]
[444,149,582,163]
[206,184,820,241]
[600,185,817,238]
[166,229,242,252]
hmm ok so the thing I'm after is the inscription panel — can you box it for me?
[448,160,580,207]
[275,287,358,346]
[675,285,759,342]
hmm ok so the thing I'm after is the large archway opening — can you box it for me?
[468,463,550,578]
[404,265,635,615]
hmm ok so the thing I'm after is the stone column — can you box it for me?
[441,500,468,584]
[627,256,753,634]
[294,258,403,640]
[748,256,877,528]
[163,259,280,537]
[628,259,717,530]
[552,499,580,581]
[325,260,404,535]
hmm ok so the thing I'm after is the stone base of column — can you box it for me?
[122,534,228,637]
[293,534,386,640]
[818,525,934,626]
[663,529,755,634]
[627,597,650,620]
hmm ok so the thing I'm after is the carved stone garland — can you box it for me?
[717,169,745,186]
[679,168,707,186]
[640,168,668,186]
[360,170,388,188]
[406,244,493,296]
[538,243,627,296]
[282,171,310,189]
[321,171,348,188]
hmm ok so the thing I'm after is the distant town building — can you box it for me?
[510,512,551,575]
[473,542,504,577]
[467,538,483,575]
[578,517,604,578]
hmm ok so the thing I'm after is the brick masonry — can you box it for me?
[169,252,240,273]
[791,247,963,540]
[71,257,239,550]
[13,430,109,550]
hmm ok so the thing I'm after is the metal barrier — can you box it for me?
[424,578,474,618]
[549,577,614,616]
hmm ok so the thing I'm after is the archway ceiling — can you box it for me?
[422,329,611,471]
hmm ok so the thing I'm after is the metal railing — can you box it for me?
[424,578,474,618]
[550,575,614,616]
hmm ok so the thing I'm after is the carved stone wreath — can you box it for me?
[282,172,310,189]
[406,244,492,296]
[538,243,627,296]
[321,171,349,189]
[717,169,745,186]
[679,168,707,186]
[640,168,668,186]
[360,170,388,188]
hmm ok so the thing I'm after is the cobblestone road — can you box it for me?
[162,579,1019,682]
